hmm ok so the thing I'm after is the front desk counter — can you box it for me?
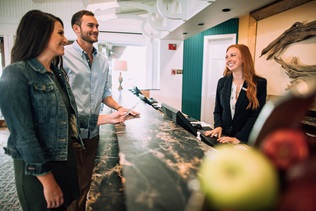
[87,91,214,211]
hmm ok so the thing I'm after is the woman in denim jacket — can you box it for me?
[0,10,83,210]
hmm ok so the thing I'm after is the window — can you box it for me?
[112,46,146,90]
[100,44,147,91]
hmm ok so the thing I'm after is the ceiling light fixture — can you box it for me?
[222,8,231,12]
[198,23,204,26]
[203,0,216,3]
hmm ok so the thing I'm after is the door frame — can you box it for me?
[200,34,236,125]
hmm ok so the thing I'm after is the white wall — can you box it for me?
[150,40,183,110]
[0,0,86,65]
[255,1,316,96]
[0,0,183,109]
[0,0,148,66]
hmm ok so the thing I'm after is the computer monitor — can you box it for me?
[161,103,197,136]
[133,86,143,96]
[161,103,178,123]
[176,111,198,136]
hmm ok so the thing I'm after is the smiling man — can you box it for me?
[63,10,131,211]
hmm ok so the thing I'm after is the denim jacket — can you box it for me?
[0,58,83,176]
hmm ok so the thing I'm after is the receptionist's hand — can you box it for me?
[204,127,222,138]
[217,136,241,144]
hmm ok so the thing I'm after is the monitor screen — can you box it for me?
[161,103,178,123]
[161,103,197,136]
[133,86,143,96]
[176,111,197,136]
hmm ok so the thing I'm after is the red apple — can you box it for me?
[260,129,309,170]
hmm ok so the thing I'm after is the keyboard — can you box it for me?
[200,133,221,147]
[138,94,158,105]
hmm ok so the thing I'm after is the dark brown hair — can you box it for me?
[11,10,64,64]
[71,10,95,27]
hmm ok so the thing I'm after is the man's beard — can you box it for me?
[80,32,98,44]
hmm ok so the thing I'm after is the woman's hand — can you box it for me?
[204,127,240,144]
[217,136,241,144]
[37,173,64,208]
[204,127,222,138]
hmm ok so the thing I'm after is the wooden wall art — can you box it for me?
[260,20,316,89]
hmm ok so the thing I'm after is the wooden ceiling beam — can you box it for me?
[250,0,314,21]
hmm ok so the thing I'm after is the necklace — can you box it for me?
[233,81,243,100]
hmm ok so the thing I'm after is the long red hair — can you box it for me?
[223,44,259,110]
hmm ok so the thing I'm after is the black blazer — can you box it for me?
[213,74,267,143]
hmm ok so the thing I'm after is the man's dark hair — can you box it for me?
[71,10,95,27]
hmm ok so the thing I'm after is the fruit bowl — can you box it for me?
[248,77,316,210]
[187,77,316,211]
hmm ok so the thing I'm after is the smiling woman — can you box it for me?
[0,10,82,210]
[203,44,267,145]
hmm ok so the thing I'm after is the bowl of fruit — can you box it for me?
[187,77,316,211]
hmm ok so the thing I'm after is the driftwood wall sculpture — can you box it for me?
[260,20,316,89]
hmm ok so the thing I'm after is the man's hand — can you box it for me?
[117,106,140,117]
[97,111,126,125]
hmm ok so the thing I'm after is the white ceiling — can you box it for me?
[84,0,276,40]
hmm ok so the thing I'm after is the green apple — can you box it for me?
[199,145,279,210]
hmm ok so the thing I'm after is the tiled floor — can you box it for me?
[0,126,22,211]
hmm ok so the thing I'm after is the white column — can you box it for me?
[3,35,14,66]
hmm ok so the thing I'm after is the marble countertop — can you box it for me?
[87,91,213,211]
